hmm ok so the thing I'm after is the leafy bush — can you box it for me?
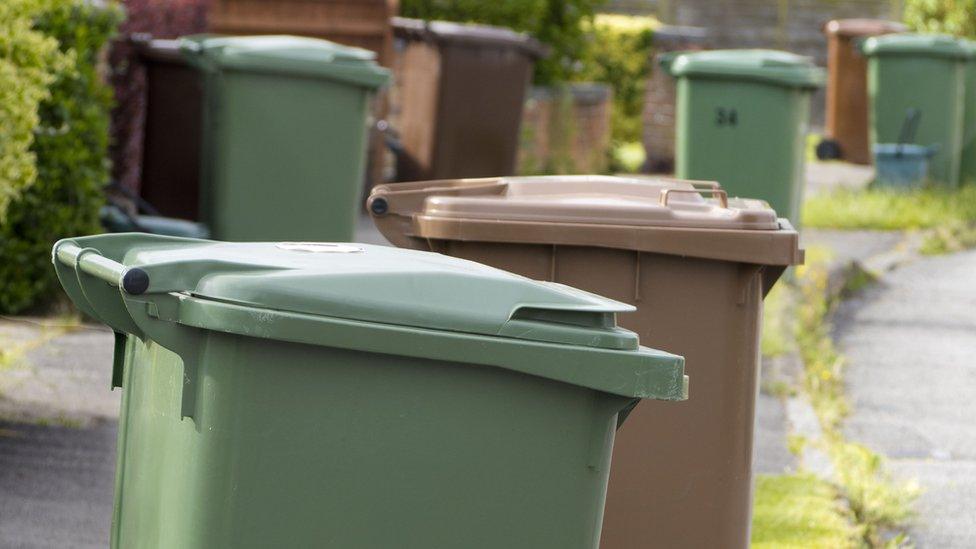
[0,0,122,313]
[576,14,657,144]
[0,0,68,220]
[904,0,976,37]
[400,0,606,85]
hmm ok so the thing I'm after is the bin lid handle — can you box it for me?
[660,188,729,208]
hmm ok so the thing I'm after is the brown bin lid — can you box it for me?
[824,19,907,38]
[391,17,548,58]
[369,176,803,266]
[423,176,778,229]
[131,35,185,63]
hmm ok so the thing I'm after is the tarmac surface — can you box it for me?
[838,248,976,547]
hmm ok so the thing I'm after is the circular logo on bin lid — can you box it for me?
[276,243,364,253]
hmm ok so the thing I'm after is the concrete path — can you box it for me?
[0,320,118,426]
[804,160,874,197]
[0,420,117,548]
[838,249,976,548]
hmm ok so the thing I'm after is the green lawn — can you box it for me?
[751,474,860,549]
[802,186,976,230]
[803,186,976,255]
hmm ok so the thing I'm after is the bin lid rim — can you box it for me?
[179,34,390,87]
[409,175,782,230]
[112,239,640,350]
[668,49,825,88]
[824,19,907,37]
[392,17,548,58]
[862,33,971,59]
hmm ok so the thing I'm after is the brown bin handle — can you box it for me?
[660,188,729,208]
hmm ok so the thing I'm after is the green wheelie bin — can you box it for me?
[666,50,824,226]
[52,233,686,549]
[180,35,389,241]
[960,39,976,184]
[862,34,969,186]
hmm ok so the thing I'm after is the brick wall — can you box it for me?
[608,0,901,63]
[518,84,614,175]
[620,0,903,171]
[642,26,708,172]
[610,0,903,127]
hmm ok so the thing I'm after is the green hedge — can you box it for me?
[0,0,122,313]
[0,0,68,221]
[576,14,657,145]
[905,0,976,37]
[400,0,605,85]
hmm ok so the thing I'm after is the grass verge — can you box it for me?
[802,186,976,231]
[792,250,919,547]
[753,249,918,547]
[803,186,976,257]
[752,473,860,549]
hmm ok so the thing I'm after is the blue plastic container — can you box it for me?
[873,143,935,189]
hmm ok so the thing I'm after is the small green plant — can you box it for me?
[611,141,646,173]
[751,473,861,548]
[829,436,920,547]
[791,251,918,547]
[786,434,807,457]
[921,220,976,255]
[795,252,850,431]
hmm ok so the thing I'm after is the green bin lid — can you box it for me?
[107,237,644,350]
[179,34,389,89]
[54,234,687,402]
[668,49,825,89]
[861,33,971,60]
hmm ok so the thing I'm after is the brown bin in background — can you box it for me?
[391,18,547,181]
[209,0,398,189]
[367,176,803,548]
[209,0,397,61]
[820,19,906,164]
[133,36,204,221]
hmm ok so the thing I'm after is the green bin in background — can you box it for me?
[862,34,969,186]
[52,233,686,549]
[960,39,976,184]
[667,50,824,226]
[180,35,388,241]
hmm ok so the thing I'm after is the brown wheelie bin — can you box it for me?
[391,18,547,181]
[368,175,803,549]
[132,36,205,221]
[819,19,906,164]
